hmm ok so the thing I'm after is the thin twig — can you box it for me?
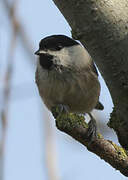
[0,2,17,179]
[3,0,35,65]
[42,108,60,180]
[3,1,61,180]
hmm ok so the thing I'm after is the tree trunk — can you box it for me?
[52,0,128,149]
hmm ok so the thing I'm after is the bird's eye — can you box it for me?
[48,44,62,51]
[42,45,47,50]
[58,44,62,48]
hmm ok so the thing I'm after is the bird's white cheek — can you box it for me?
[46,49,70,67]
[47,45,92,69]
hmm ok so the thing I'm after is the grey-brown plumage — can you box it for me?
[35,35,103,114]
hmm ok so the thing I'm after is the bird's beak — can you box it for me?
[35,50,40,55]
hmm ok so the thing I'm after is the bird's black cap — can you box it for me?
[38,35,79,51]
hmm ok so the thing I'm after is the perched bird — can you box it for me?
[35,35,103,139]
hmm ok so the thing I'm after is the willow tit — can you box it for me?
[35,35,103,139]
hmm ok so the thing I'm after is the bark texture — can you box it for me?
[52,107,128,177]
[52,0,128,149]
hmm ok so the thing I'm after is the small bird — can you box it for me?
[35,35,103,140]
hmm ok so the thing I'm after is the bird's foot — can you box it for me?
[52,104,69,118]
[57,104,69,114]
[86,113,98,143]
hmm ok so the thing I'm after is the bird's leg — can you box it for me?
[86,113,98,142]
[52,104,69,118]
[57,104,69,114]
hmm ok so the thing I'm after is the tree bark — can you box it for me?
[52,108,128,177]
[52,0,128,149]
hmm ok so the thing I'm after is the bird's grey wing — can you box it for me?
[92,62,99,76]
[91,62,104,110]
[90,60,104,110]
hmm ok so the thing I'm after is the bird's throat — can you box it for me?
[39,53,53,70]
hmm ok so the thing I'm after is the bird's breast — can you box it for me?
[36,64,100,113]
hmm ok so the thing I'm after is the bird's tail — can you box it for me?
[95,101,104,110]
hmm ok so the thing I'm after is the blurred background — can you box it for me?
[0,0,127,179]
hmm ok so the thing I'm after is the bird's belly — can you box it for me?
[62,84,99,113]
[36,68,100,113]
[40,80,99,113]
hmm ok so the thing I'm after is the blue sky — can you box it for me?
[0,0,127,180]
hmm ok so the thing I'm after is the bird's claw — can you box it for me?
[52,104,69,118]
[57,104,69,114]
[86,113,98,143]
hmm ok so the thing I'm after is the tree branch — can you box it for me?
[52,0,128,149]
[0,2,17,179]
[52,107,128,177]
[3,0,35,65]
